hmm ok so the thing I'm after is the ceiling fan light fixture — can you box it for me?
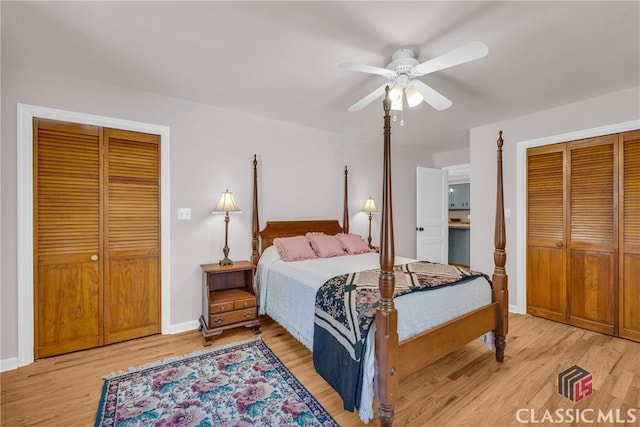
[389,85,403,101]
[390,89,403,111]
[406,85,423,107]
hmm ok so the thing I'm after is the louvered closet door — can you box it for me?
[34,119,103,358]
[104,129,160,344]
[526,144,567,322]
[35,119,161,358]
[568,136,617,335]
[620,131,640,341]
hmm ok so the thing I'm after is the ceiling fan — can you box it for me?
[340,41,488,113]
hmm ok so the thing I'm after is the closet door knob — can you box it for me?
[90,254,99,261]
[556,242,563,248]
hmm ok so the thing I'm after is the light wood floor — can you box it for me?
[2,314,639,426]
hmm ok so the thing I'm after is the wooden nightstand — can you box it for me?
[199,261,260,346]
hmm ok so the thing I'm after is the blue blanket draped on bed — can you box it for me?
[312,261,490,412]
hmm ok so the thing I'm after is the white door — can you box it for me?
[416,167,448,263]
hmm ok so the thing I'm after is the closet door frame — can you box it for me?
[17,104,171,367]
[514,119,640,316]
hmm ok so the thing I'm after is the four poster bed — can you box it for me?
[250,88,508,426]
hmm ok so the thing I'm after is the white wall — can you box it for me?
[1,63,434,365]
[433,146,470,168]
[470,86,640,312]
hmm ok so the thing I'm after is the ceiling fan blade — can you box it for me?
[411,80,452,111]
[411,41,488,76]
[347,83,389,112]
[339,61,395,78]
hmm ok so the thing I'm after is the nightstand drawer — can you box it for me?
[210,301,233,313]
[209,308,256,327]
[234,297,255,310]
[209,288,254,314]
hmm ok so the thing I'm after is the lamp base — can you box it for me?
[219,257,233,266]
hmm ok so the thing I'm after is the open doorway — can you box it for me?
[442,164,470,267]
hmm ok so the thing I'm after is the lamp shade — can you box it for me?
[362,197,377,213]
[213,190,241,213]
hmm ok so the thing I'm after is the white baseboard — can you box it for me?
[509,304,526,315]
[1,357,19,372]
[167,319,199,335]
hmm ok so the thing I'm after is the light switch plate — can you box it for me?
[177,208,191,220]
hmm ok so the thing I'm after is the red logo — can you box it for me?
[558,365,593,402]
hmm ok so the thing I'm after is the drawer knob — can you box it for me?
[243,312,253,318]
[214,317,225,324]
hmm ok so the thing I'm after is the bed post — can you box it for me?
[343,165,350,233]
[376,87,398,427]
[251,155,260,265]
[493,131,508,362]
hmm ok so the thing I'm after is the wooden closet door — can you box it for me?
[568,135,617,335]
[526,144,567,322]
[620,131,640,341]
[34,119,103,358]
[104,128,161,344]
[35,119,161,357]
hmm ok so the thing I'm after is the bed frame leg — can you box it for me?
[375,308,398,427]
[492,273,508,363]
[495,334,506,362]
[378,403,395,427]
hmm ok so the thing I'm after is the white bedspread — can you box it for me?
[254,246,493,423]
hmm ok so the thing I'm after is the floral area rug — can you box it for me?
[95,338,338,426]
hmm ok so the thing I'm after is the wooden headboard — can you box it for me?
[259,220,344,253]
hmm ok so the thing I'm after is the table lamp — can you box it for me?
[362,197,377,248]
[213,189,241,265]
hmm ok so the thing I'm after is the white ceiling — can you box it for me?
[2,1,639,151]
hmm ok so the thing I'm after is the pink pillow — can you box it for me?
[305,232,346,258]
[273,236,317,261]
[335,233,374,255]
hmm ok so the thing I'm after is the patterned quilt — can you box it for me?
[312,261,490,411]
